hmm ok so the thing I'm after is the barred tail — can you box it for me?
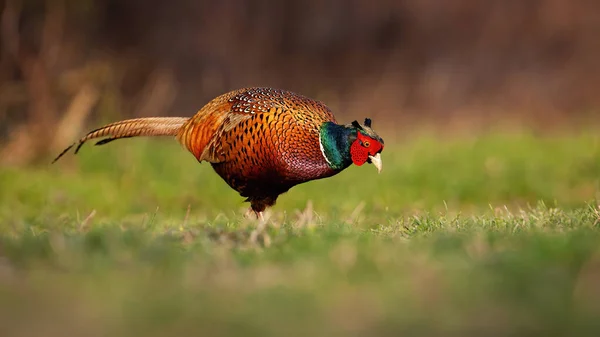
[52,117,190,163]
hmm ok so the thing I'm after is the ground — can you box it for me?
[1,130,600,336]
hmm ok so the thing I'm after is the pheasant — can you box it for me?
[53,87,385,219]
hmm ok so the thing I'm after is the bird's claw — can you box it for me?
[244,208,265,222]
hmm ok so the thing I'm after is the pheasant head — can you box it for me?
[319,118,385,173]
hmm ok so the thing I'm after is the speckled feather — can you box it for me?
[177,87,339,212]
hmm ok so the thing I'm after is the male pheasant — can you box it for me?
[53,87,385,218]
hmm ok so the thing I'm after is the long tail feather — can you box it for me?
[52,117,189,163]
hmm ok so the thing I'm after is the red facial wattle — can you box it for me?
[350,140,369,166]
[350,132,383,166]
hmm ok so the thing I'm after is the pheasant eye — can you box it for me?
[363,141,370,147]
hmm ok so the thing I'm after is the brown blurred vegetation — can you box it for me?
[1,0,599,165]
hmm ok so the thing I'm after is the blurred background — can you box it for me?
[1,0,599,165]
[2,3,600,335]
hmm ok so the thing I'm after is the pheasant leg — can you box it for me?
[244,207,265,222]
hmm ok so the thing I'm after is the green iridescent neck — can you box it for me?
[319,122,355,170]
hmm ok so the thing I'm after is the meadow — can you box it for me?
[1,130,600,336]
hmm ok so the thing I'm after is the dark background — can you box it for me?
[1,0,599,164]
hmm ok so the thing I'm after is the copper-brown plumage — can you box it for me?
[53,87,385,218]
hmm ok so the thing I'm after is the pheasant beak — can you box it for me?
[368,153,382,173]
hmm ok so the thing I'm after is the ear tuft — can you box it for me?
[364,118,372,127]
[351,120,363,129]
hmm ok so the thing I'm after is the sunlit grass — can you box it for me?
[1,130,600,336]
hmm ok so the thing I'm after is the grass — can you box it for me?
[2,130,600,336]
